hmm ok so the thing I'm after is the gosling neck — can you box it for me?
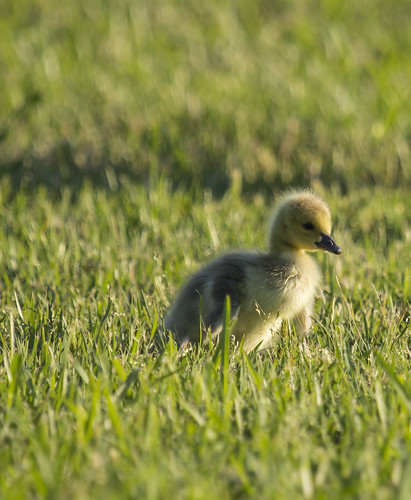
[269,237,306,259]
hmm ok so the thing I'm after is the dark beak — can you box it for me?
[315,234,341,255]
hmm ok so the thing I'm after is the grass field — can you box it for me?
[1,0,410,498]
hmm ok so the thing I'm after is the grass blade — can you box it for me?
[220,295,231,394]
[375,351,411,413]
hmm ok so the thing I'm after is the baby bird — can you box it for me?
[164,190,341,352]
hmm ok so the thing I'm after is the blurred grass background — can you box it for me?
[0,1,410,498]
[1,0,410,196]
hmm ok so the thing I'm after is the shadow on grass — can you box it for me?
[0,111,322,201]
[0,140,309,202]
[0,91,230,199]
[0,91,406,201]
[0,90,319,200]
[0,143,138,198]
[0,140,232,202]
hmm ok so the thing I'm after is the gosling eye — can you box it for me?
[302,222,315,231]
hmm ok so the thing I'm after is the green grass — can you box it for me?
[0,0,410,498]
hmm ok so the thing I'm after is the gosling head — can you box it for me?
[269,190,342,255]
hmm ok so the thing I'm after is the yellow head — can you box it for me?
[269,190,341,255]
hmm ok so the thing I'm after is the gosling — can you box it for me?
[164,190,341,352]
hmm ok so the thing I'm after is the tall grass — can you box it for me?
[0,182,409,498]
[0,0,410,498]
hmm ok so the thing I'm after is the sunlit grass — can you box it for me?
[0,180,409,499]
[0,0,410,498]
